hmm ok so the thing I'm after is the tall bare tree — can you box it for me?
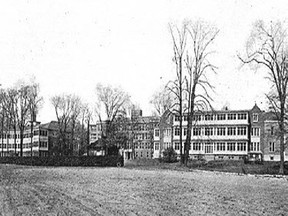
[183,20,219,165]
[167,22,188,163]
[27,83,43,157]
[16,85,32,157]
[95,83,131,147]
[239,20,288,174]
[51,94,82,156]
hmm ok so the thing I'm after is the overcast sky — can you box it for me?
[0,0,288,123]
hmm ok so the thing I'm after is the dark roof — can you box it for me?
[40,121,59,130]
[88,138,108,149]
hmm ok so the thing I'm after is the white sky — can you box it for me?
[0,0,288,123]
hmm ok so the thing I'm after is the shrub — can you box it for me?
[162,147,177,163]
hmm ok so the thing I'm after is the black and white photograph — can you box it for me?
[0,0,288,215]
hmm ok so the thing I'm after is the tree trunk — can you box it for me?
[14,125,17,156]
[20,130,24,157]
[184,85,196,166]
[279,102,285,175]
[30,121,33,159]
[179,59,183,164]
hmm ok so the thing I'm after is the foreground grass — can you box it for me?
[0,164,288,215]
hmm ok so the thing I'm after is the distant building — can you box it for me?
[89,110,159,160]
[0,121,58,157]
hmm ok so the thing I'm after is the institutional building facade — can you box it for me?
[153,104,288,161]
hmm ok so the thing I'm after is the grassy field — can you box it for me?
[0,163,288,215]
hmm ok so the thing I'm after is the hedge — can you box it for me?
[0,155,124,167]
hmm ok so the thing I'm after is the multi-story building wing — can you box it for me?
[0,121,53,157]
[133,116,158,159]
[154,108,250,160]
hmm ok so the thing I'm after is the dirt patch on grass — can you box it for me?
[0,164,288,215]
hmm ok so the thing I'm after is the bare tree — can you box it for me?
[167,22,188,163]
[79,104,93,156]
[27,83,43,157]
[14,85,32,157]
[183,20,219,165]
[0,89,18,156]
[95,83,131,148]
[239,20,288,174]
[150,86,173,116]
[51,94,82,156]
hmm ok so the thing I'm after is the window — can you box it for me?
[227,113,236,120]
[155,142,159,150]
[204,114,213,121]
[205,127,213,136]
[252,114,258,122]
[40,142,48,148]
[164,142,171,149]
[40,130,48,136]
[183,128,187,136]
[237,142,246,151]
[183,115,188,121]
[227,142,236,151]
[271,126,274,135]
[174,142,180,150]
[154,129,160,137]
[217,127,226,136]
[193,142,201,151]
[270,156,274,161]
[193,128,201,136]
[175,115,180,122]
[34,130,39,136]
[250,142,260,151]
[193,115,201,121]
[217,114,226,120]
[227,127,236,136]
[238,113,247,120]
[251,127,260,136]
[215,142,225,151]
[164,129,171,137]
[237,127,247,136]
[204,143,213,153]
[174,128,180,136]
[269,142,275,152]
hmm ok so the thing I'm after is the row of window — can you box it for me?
[135,151,153,158]
[0,130,48,139]
[134,142,152,149]
[155,127,263,138]
[191,127,247,136]
[135,133,151,140]
[174,113,250,122]
[0,141,48,149]
[154,142,248,152]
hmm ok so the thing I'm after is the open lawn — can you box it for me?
[0,164,288,215]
